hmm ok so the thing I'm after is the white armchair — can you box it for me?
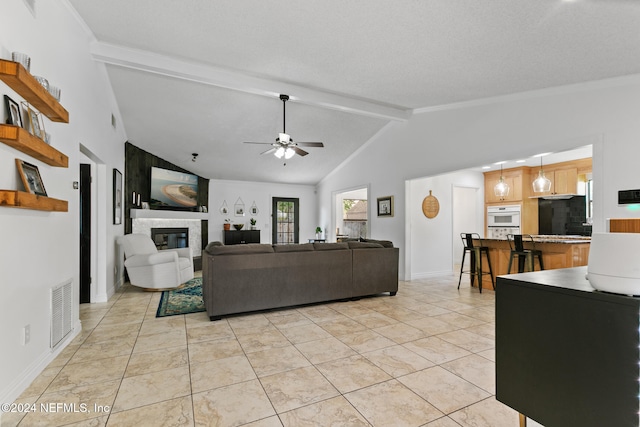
[119,233,194,290]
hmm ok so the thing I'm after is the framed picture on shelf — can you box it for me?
[377,195,394,217]
[22,102,44,139]
[16,158,47,196]
[4,95,22,127]
[113,169,122,225]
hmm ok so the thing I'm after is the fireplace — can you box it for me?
[151,227,189,251]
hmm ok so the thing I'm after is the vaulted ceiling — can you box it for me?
[67,0,640,184]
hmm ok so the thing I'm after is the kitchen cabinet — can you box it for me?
[484,168,524,203]
[533,167,578,197]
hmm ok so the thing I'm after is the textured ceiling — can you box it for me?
[67,0,640,184]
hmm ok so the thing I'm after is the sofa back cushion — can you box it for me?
[347,241,384,249]
[273,243,315,252]
[313,242,349,251]
[206,243,274,255]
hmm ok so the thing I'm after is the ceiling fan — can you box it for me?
[244,94,324,160]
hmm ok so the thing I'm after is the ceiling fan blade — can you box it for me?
[296,142,324,148]
[244,141,272,145]
[260,147,277,155]
[292,146,309,156]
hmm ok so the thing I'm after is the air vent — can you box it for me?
[51,280,73,349]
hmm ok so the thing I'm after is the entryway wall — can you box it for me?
[407,170,484,280]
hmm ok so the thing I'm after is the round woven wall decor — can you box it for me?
[422,190,440,219]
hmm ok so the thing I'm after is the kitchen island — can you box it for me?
[471,235,590,290]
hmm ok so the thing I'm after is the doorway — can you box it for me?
[452,186,480,273]
[79,163,92,303]
[272,197,299,244]
[334,186,369,240]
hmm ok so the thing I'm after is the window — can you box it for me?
[272,198,299,244]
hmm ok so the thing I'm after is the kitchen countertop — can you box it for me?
[480,235,591,244]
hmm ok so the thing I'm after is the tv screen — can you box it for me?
[150,167,198,209]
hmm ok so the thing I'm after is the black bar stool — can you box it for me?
[507,234,544,273]
[458,233,495,293]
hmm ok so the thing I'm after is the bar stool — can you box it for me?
[458,233,495,293]
[507,234,544,273]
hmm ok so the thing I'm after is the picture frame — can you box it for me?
[234,197,245,217]
[377,195,394,217]
[4,95,22,127]
[16,159,47,196]
[21,102,44,139]
[113,169,122,225]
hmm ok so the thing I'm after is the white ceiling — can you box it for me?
[67,0,640,184]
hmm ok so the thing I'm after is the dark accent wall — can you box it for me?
[124,142,209,255]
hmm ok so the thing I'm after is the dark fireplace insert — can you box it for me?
[151,227,189,250]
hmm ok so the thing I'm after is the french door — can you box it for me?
[272,197,299,244]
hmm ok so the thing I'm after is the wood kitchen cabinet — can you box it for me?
[484,168,524,203]
[533,167,578,197]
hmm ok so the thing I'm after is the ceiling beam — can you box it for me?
[90,42,410,122]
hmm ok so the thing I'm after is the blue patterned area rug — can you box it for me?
[156,277,205,317]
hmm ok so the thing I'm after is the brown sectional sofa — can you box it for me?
[202,240,399,320]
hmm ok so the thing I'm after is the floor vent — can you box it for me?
[51,280,73,349]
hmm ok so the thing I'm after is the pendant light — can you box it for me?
[532,157,552,193]
[494,164,510,198]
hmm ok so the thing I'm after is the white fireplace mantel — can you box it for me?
[130,209,209,220]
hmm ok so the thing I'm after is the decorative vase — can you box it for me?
[223,223,231,230]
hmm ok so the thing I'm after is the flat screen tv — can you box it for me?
[150,167,198,209]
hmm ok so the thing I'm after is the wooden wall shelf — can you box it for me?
[0,125,68,167]
[0,59,69,123]
[0,190,68,212]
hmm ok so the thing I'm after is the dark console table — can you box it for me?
[496,267,640,427]
[223,230,260,245]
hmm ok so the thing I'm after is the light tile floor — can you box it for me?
[4,274,535,427]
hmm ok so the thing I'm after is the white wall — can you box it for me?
[0,0,125,404]
[407,170,484,279]
[208,179,318,244]
[317,76,640,279]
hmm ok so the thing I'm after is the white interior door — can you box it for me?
[452,186,479,270]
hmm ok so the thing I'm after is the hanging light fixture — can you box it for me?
[494,163,510,198]
[532,156,552,192]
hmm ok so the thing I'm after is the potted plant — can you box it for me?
[250,218,257,230]
[223,219,231,230]
[315,226,322,240]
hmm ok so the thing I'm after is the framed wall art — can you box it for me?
[16,158,47,196]
[377,195,394,217]
[4,95,22,127]
[113,168,122,224]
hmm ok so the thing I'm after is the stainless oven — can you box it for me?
[487,205,521,229]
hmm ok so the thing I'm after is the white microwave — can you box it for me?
[487,205,521,228]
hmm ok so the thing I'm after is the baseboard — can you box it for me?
[0,320,82,406]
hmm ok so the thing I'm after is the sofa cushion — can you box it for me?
[347,241,384,249]
[204,241,224,254]
[362,238,394,248]
[206,243,274,255]
[313,242,349,251]
[273,243,315,252]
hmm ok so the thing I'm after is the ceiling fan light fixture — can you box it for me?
[279,133,290,143]
[274,147,285,158]
[284,147,295,159]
